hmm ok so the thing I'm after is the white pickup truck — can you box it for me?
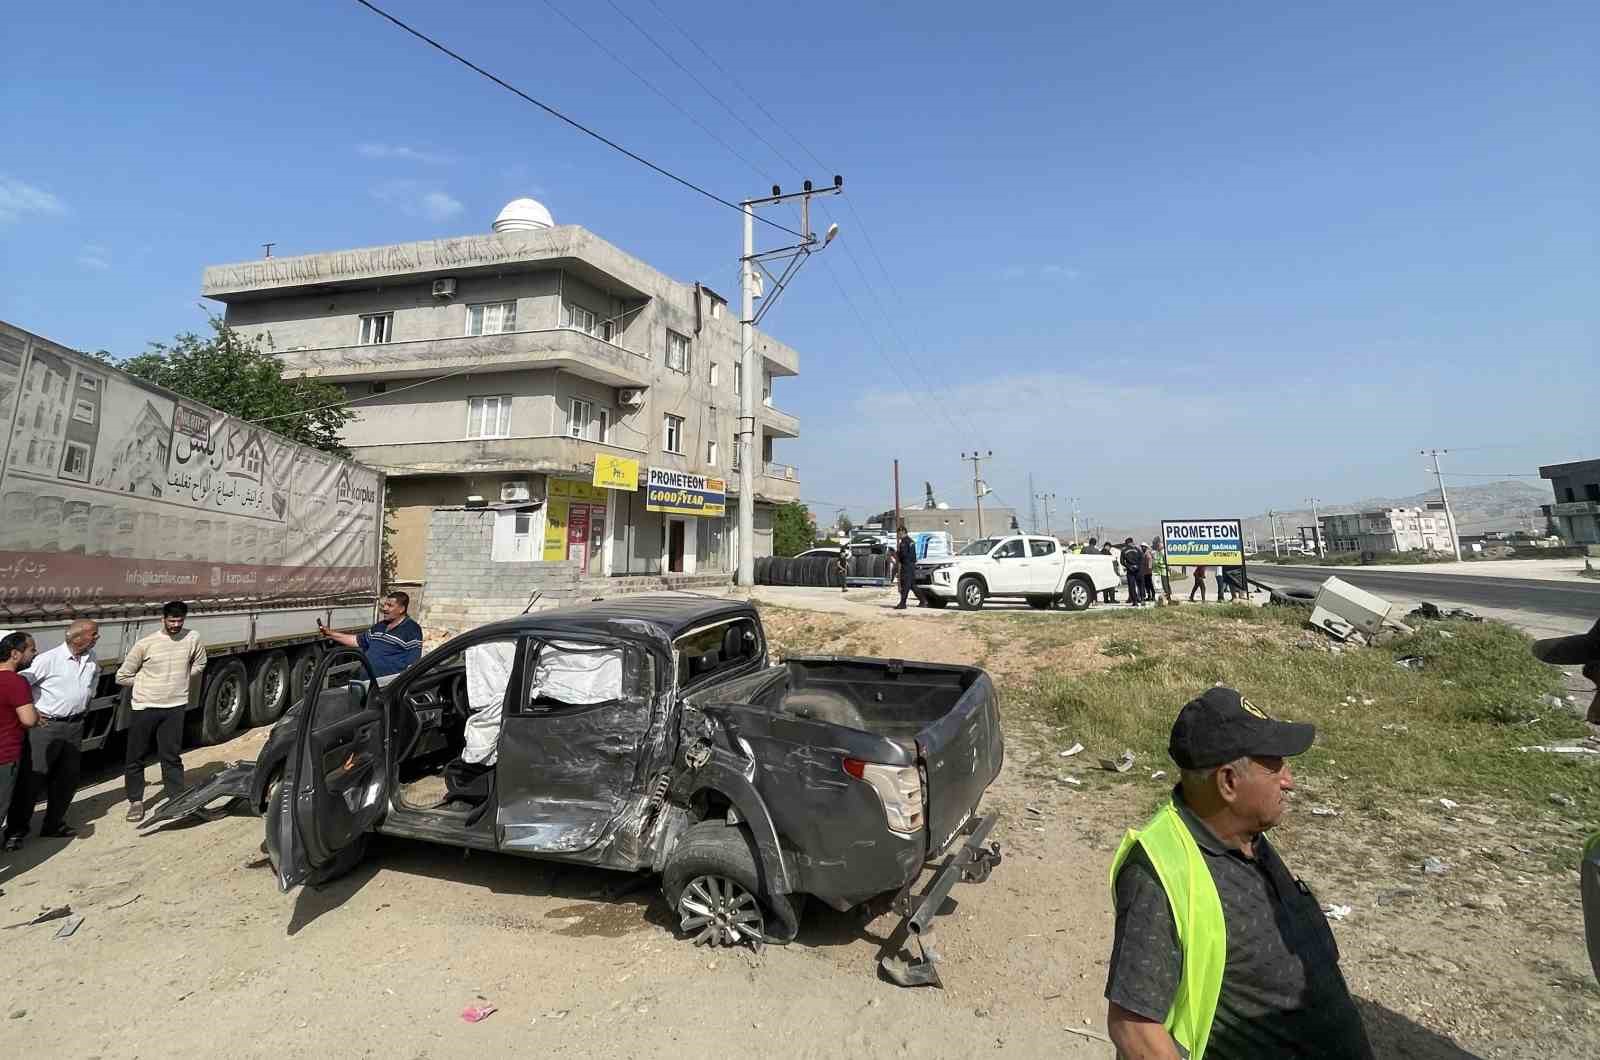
[913,534,1120,611]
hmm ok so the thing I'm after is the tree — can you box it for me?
[836,512,854,535]
[772,501,816,557]
[112,318,354,456]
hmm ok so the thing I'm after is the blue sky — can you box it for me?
[3,1,1595,531]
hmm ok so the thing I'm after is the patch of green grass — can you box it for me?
[1101,637,1141,658]
[1013,607,1592,827]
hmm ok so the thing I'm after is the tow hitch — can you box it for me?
[880,814,1003,988]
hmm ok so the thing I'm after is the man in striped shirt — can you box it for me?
[320,591,423,678]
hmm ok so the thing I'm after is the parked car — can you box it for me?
[914,534,1118,611]
[146,597,1004,984]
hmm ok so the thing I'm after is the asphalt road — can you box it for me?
[1248,563,1600,624]
[1251,564,1600,622]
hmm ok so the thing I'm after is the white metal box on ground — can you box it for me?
[1312,575,1396,637]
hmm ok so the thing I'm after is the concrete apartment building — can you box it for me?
[201,198,802,583]
[1540,458,1600,545]
[1318,506,1447,555]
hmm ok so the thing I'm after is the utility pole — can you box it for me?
[1069,497,1081,545]
[1305,497,1324,557]
[962,450,993,538]
[1028,473,1038,533]
[1267,510,1280,558]
[893,459,902,533]
[736,176,843,586]
[1421,448,1464,562]
[1036,491,1057,536]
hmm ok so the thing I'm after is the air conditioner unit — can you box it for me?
[432,278,457,298]
[618,388,646,408]
[500,480,530,502]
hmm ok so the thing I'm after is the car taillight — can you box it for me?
[843,757,924,835]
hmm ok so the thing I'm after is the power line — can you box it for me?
[348,0,804,239]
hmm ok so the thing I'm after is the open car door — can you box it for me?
[267,647,387,892]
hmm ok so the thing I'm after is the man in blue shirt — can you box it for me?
[320,592,423,678]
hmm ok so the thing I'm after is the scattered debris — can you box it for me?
[1421,857,1450,876]
[1439,799,1459,811]
[4,906,72,930]
[1061,777,1083,787]
[1395,657,1425,671]
[1150,770,1167,781]
[1062,1026,1111,1044]
[1344,696,1357,704]
[53,916,84,939]
[1438,630,1455,639]
[1519,745,1600,756]
[1377,888,1418,906]
[1310,805,1340,817]
[1381,723,1410,734]
[1549,793,1575,808]
[1025,805,1045,818]
[460,1004,497,1023]
[8,1010,22,1020]
[1361,698,1374,706]
[105,894,141,910]
[1409,602,1444,621]
[1058,743,1084,758]
[1099,750,1135,774]
[1323,904,1352,922]
[543,1009,570,1021]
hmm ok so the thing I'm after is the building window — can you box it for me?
[731,435,741,469]
[707,440,718,467]
[762,369,773,407]
[467,301,517,336]
[666,330,691,374]
[1587,484,1600,502]
[71,398,95,424]
[564,303,611,339]
[709,301,723,320]
[709,362,719,387]
[568,398,591,439]
[467,395,512,439]
[663,414,684,454]
[597,407,610,443]
[61,441,90,481]
[359,312,393,344]
[78,376,97,392]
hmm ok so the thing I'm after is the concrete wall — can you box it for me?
[420,506,580,632]
[387,475,549,582]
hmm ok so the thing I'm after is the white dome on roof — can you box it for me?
[493,198,554,232]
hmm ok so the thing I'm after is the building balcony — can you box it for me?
[726,462,801,504]
[348,434,647,478]
[275,328,652,390]
[758,335,800,378]
[760,405,800,439]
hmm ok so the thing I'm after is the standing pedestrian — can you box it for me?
[0,632,41,863]
[836,543,850,593]
[318,591,423,678]
[1106,687,1372,1059]
[116,601,207,823]
[1214,564,1228,601]
[1140,543,1158,604]
[892,525,918,609]
[1120,538,1145,606]
[3,619,99,848]
[1190,564,1209,602]
[1153,542,1172,603]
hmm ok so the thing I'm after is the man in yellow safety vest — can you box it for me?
[1105,687,1372,1059]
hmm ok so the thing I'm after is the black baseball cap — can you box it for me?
[1532,618,1600,666]
[1168,686,1315,769]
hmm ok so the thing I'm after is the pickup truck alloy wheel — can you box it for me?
[1063,580,1093,611]
[678,874,765,947]
[957,578,986,611]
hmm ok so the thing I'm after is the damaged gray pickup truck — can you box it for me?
[147,597,1004,984]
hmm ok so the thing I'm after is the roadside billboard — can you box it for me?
[1161,519,1245,566]
[0,321,384,618]
[644,467,726,518]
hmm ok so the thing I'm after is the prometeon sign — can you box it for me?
[645,467,726,518]
[1161,519,1245,566]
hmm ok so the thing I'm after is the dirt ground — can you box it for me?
[2,589,1595,1058]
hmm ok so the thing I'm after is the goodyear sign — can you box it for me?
[645,467,726,517]
[1162,519,1244,566]
[592,454,639,491]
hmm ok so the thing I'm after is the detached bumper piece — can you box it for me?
[137,761,257,835]
[880,814,1003,988]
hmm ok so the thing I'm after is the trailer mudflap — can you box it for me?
[879,813,1003,988]
[137,761,257,834]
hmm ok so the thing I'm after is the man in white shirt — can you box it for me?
[3,619,100,848]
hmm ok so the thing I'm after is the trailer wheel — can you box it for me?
[248,650,290,727]
[199,659,249,745]
[287,647,319,710]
